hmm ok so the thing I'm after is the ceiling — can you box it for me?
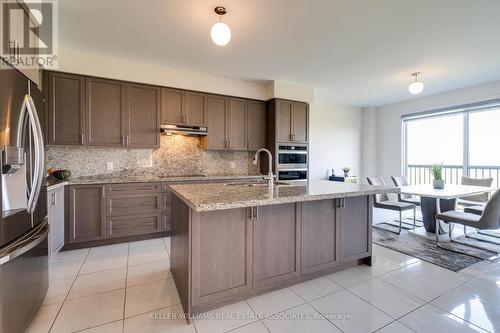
[58,0,500,106]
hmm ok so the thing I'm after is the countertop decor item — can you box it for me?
[52,169,72,180]
[431,164,444,189]
[342,166,350,178]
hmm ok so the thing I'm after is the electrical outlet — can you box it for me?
[106,162,114,171]
[230,161,236,169]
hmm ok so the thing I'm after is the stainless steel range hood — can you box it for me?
[160,124,208,136]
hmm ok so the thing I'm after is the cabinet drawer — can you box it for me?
[107,214,161,238]
[107,182,161,195]
[107,194,161,216]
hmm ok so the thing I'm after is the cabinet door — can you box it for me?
[301,200,338,274]
[68,185,106,243]
[247,101,266,150]
[183,92,205,126]
[47,72,85,145]
[227,98,247,150]
[292,102,308,142]
[161,88,183,124]
[253,203,299,287]
[126,84,160,148]
[204,95,227,150]
[338,196,371,263]
[276,100,292,142]
[54,187,65,252]
[191,208,252,306]
[86,78,126,146]
[48,189,64,256]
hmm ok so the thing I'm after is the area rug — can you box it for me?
[373,223,500,272]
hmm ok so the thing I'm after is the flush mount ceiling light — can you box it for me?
[211,6,231,46]
[408,72,424,95]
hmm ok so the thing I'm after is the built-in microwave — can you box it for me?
[277,144,308,169]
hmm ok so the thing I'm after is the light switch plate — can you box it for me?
[230,161,236,169]
[106,161,114,171]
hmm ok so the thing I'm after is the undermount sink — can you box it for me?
[224,181,292,187]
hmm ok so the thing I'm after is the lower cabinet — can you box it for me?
[301,199,338,274]
[338,196,372,263]
[252,203,300,287]
[67,185,106,244]
[107,214,161,238]
[67,182,167,246]
[191,208,252,307]
[48,186,65,256]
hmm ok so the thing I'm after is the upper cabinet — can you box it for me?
[203,95,227,150]
[86,77,127,146]
[43,71,160,148]
[45,72,86,145]
[202,96,252,151]
[126,84,160,148]
[226,98,247,150]
[161,89,206,126]
[247,101,266,150]
[273,99,309,143]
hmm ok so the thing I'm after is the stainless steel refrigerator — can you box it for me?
[0,60,48,332]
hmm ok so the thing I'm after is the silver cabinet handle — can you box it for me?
[253,206,259,219]
[142,222,155,226]
[51,193,56,205]
[142,202,156,206]
[112,204,129,208]
[81,133,85,144]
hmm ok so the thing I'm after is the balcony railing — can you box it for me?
[407,164,500,188]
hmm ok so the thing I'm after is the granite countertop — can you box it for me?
[46,173,265,190]
[169,180,400,212]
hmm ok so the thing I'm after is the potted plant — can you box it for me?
[342,166,350,178]
[431,164,444,189]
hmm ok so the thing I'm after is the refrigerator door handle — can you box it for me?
[17,95,45,214]
[0,219,49,266]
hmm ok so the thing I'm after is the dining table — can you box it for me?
[399,184,497,233]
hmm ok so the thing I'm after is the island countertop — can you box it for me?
[169,180,399,212]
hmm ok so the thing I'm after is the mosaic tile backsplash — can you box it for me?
[47,135,260,178]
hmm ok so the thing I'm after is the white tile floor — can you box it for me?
[27,213,500,333]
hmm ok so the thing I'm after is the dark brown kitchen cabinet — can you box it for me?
[203,95,227,150]
[274,99,309,143]
[227,98,247,150]
[86,78,127,146]
[301,200,338,274]
[126,84,160,148]
[203,96,249,151]
[161,88,183,124]
[162,190,172,232]
[107,214,162,239]
[247,101,266,150]
[183,92,206,126]
[253,203,300,287]
[191,207,252,307]
[338,195,372,263]
[67,185,106,244]
[45,72,85,145]
[292,102,309,142]
[161,89,205,126]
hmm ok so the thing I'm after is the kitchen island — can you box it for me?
[169,180,397,318]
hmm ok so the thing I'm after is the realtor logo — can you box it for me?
[1,0,58,69]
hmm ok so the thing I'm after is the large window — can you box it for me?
[403,103,500,187]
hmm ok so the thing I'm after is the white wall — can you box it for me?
[309,101,362,180]
[368,80,500,178]
[57,48,268,100]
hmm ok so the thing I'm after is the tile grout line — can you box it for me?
[47,248,90,333]
[122,242,130,333]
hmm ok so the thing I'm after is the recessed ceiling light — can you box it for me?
[211,6,231,46]
[408,72,424,95]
